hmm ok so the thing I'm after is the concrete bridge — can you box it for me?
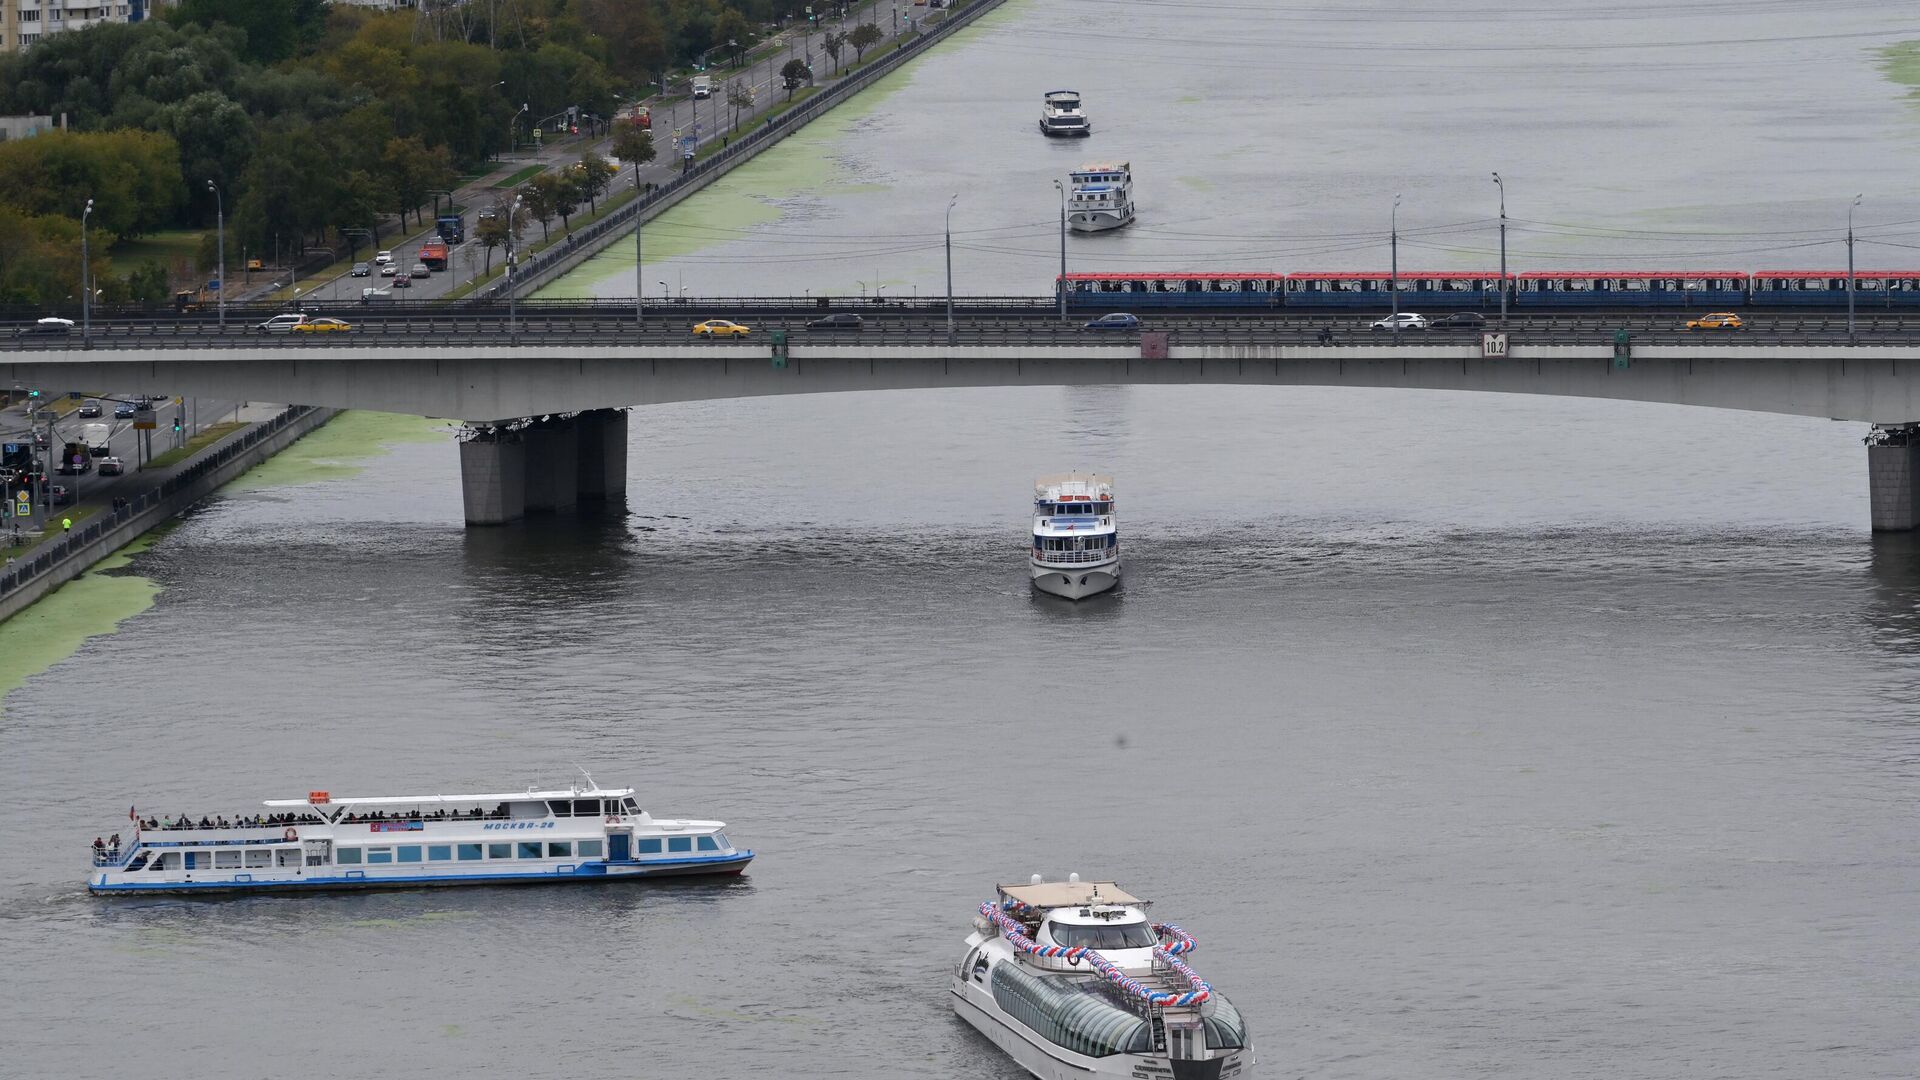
[7,326,1920,528]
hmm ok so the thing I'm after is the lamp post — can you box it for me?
[81,198,93,347]
[507,195,522,342]
[1390,193,1401,339]
[1848,193,1862,343]
[206,181,225,331]
[1492,172,1507,327]
[634,168,645,329]
[511,102,528,154]
[945,193,957,341]
[1053,179,1067,322]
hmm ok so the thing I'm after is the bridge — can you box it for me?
[7,305,1920,528]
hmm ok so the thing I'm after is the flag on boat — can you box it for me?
[128,805,137,822]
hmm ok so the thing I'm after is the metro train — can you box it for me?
[1056,270,1920,311]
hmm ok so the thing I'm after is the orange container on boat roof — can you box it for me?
[308,791,330,803]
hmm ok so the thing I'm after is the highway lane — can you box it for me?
[0,395,239,532]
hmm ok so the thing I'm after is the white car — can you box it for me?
[374,250,393,265]
[256,314,308,333]
[1370,312,1428,331]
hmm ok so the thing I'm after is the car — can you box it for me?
[361,288,394,303]
[77,399,103,418]
[13,317,73,337]
[692,319,750,337]
[49,484,71,506]
[1370,312,1428,331]
[1429,312,1487,331]
[380,264,398,277]
[1686,312,1744,330]
[1084,312,1141,331]
[291,317,353,333]
[410,263,430,279]
[374,250,393,265]
[113,401,138,419]
[98,457,124,477]
[805,313,864,330]
[391,275,412,289]
[351,262,371,277]
[256,314,308,333]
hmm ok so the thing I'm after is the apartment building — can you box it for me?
[0,0,169,53]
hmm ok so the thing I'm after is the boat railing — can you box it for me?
[90,845,132,867]
[1032,548,1118,566]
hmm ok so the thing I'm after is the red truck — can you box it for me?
[418,239,448,271]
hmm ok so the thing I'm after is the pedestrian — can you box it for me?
[60,516,70,533]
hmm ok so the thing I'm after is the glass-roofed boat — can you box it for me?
[951,876,1254,1080]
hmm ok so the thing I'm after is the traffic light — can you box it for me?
[172,415,183,434]
[26,389,39,399]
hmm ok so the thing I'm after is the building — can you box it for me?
[0,1,171,53]
[0,114,57,141]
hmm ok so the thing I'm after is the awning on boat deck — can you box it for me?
[1000,881,1142,909]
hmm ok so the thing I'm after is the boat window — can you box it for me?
[337,847,363,865]
[989,962,1151,1057]
[458,844,484,861]
[577,839,604,857]
[1202,993,1249,1049]
[509,801,547,819]
[184,851,205,870]
[547,841,572,858]
[668,836,693,853]
[697,835,720,851]
[547,800,572,817]
[624,798,642,814]
[518,842,543,859]
[277,848,303,868]
[1047,921,1158,950]
[712,833,729,849]
[396,846,422,863]
[428,845,453,861]
[157,852,181,870]
[488,843,513,859]
[214,851,242,869]
[246,849,272,868]
[367,847,393,864]
[573,799,600,816]
[637,838,663,854]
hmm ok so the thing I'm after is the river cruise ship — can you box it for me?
[952,876,1254,1080]
[1067,162,1134,233]
[87,782,751,895]
[1031,473,1119,600]
[1040,90,1090,137]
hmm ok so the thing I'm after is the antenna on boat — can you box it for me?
[572,763,597,793]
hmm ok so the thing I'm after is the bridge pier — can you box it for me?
[1868,424,1920,532]
[574,408,629,502]
[522,421,579,514]
[459,432,527,526]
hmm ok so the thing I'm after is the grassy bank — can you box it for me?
[0,526,168,710]
[143,422,246,470]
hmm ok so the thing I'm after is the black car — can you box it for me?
[113,401,138,419]
[13,317,73,337]
[805,313,864,329]
[1430,312,1488,331]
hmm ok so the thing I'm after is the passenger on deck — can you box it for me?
[92,837,105,854]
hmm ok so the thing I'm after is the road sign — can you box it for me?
[133,419,157,430]
[34,410,55,421]
[1481,332,1508,358]
[13,494,29,518]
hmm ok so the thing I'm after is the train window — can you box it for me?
[1682,279,1706,291]
[1860,278,1885,290]
[1624,279,1649,291]
[1569,279,1591,291]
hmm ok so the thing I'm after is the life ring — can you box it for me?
[283,828,298,842]
[1068,951,1082,967]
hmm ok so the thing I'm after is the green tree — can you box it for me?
[726,79,754,133]
[534,170,581,233]
[822,31,845,75]
[125,261,173,306]
[780,58,811,101]
[848,23,882,62]
[519,178,555,241]
[711,9,754,65]
[166,0,326,65]
[574,151,612,214]
[0,129,184,239]
[476,207,510,274]
[381,135,454,231]
[611,125,655,168]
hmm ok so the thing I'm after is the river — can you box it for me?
[5,2,1920,1078]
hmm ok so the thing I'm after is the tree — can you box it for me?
[518,178,555,241]
[821,31,845,75]
[535,170,581,233]
[476,207,510,274]
[611,125,655,168]
[848,23,882,63]
[381,135,454,231]
[166,0,326,65]
[726,79,754,133]
[711,9,754,65]
[780,59,811,101]
[125,261,172,307]
[573,151,612,214]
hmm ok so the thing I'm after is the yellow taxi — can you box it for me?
[290,317,353,333]
[1685,312,1744,330]
[692,319,751,337]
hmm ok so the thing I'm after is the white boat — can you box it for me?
[1040,90,1090,137]
[1031,472,1119,600]
[1067,162,1135,233]
[951,876,1255,1080]
[87,780,751,896]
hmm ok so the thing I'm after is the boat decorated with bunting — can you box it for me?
[1031,473,1120,600]
[86,778,752,896]
[951,875,1253,1080]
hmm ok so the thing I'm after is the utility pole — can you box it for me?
[207,180,225,331]
[1848,193,1862,343]
[1052,179,1066,322]
[1390,193,1401,340]
[1492,172,1507,328]
[508,194,523,344]
[634,168,644,329]
[945,194,958,343]
[81,198,94,347]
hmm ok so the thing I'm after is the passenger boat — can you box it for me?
[1031,473,1119,600]
[87,781,751,895]
[952,875,1254,1080]
[1067,162,1135,233]
[1040,90,1090,137]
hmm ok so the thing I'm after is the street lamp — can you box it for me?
[634,168,645,328]
[1052,179,1067,322]
[945,193,958,340]
[1848,193,1863,342]
[1491,172,1507,327]
[81,198,94,346]
[659,279,669,300]
[1390,193,1401,339]
[510,102,528,154]
[507,194,523,341]
[206,180,225,330]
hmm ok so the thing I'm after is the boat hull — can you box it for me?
[1040,121,1091,137]
[1069,209,1133,233]
[1030,560,1120,600]
[951,982,1252,1080]
[87,852,753,896]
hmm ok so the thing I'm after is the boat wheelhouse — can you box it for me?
[951,876,1253,1080]
[1040,90,1090,137]
[1031,473,1119,600]
[88,782,751,895]
[1067,162,1135,233]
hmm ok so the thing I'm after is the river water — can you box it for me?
[7,2,1920,1079]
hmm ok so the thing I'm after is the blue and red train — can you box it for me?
[1056,270,1920,311]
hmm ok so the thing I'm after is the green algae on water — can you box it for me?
[1882,41,1920,96]
[228,411,443,491]
[0,528,168,708]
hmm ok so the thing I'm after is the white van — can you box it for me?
[692,75,712,99]
[256,313,307,333]
[83,423,112,457]
[361,288,394,303]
